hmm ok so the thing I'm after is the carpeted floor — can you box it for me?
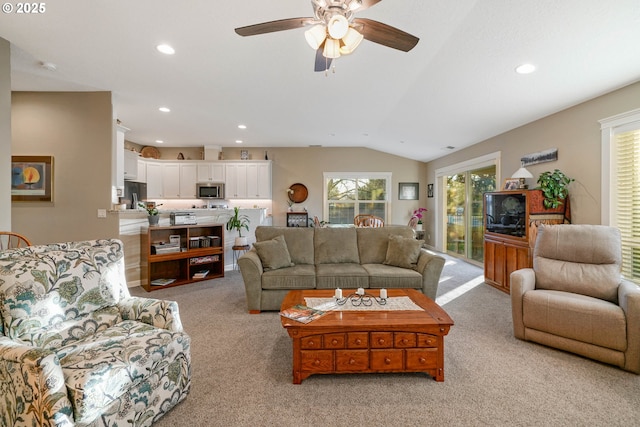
[131,255,640,426]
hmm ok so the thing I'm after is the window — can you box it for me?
[323,172,391,224]
[600,109,640,283]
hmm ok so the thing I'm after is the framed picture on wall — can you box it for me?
[427,184,434,198]
[11,155,54,202]
[398,182,419,200]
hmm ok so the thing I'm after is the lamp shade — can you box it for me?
[327,14,349,39]
[323,37,341,59]
[339,27,363,55]
[511,167,534,179]
[305,25,327,50]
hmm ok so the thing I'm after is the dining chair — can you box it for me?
[0,231,32,250]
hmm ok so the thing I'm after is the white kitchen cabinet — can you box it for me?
[146,163,163,198]
[197,163,225,182]
[179,163,198,198]
[136,159,147,183]
[225,163,248,198]
[123,150,139,180]
[146,162,180,198]
[246,162,272,198]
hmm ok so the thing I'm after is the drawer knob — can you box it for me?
[314,359,321,366]
[349,359,356,365]
[402,339,408,344]
[426,340,432,345]
[332,339,338,345]
[355,339,362,345]
[384,357,391,364]
[419,357,426,364]
[308,341,315,347]
[378,339,385,345]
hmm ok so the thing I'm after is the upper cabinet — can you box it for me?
[246,162,271,198]
[197,163,225,182]
[123,150,139,180]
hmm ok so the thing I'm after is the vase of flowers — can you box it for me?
[411,207,427,231]
[139,202,163,226]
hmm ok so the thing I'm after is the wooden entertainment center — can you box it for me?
[140,224,224,291]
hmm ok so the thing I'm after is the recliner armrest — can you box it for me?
[510,268,536,339]
[416,249,445,300]
[618,279,640,373]
[119,297,184,333]
[0,336,74,425]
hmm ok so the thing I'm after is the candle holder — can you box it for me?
[335,292,387,307]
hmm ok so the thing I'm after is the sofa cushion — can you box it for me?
[261,264,316,290]
[57,320,190,424]
[523,289,626,351]
[383,235,423,269]
[357,226,414,264]
[253,235,294,271]
[363,264,423,289]
[0,239,126,342]
[255,227,314,265]
[315,263,369,289]
[533,225,622,303]
[314,227,360,264]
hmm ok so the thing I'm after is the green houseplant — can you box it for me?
[536,169,574,209]
[226,207,250,246]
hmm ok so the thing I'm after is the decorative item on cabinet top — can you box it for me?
[140,146,160,159]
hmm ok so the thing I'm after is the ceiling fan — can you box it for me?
[234,0,419,72]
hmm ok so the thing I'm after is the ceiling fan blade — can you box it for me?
[235,18,312,36]
[356,0,383,11]
[314,47,332,72]
[353,18,419,52]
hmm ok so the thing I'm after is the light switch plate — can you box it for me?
[97,209,107,218]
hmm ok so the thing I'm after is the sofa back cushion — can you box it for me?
[357,226,415,264]
[0,239,128,342]
[255,227,314,265]
[314,227,360,264]
[533,225,622,303]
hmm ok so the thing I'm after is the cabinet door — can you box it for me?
[197,163,226,183]
[246,163,271,199]
[123,150,138,180]
[163,164,181,198]
[136,159,147,183]
[146,163,163,198]
[211,164,225,182]
[180,164,198,198]
[225,163,248,198]
[504,242,530,291]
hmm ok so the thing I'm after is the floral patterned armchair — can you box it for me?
[0,239,191,426]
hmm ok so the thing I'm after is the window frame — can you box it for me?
[323,172,392,224]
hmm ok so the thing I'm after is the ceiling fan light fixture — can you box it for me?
[323,37,341,59]
[305,24,327,50]
[348,0,362,11]
[327,14,349,39]
[339,27,363,55]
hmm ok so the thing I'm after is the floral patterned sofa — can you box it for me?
[0,239,191,427]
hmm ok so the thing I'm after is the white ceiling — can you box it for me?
[2,0,640,162]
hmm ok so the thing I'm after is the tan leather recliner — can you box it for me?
[511,224,640,373]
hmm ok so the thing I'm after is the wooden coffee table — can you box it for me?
[280,288,454,384]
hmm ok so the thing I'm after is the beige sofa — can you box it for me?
[238,226,445,313]
[511,224,640,373]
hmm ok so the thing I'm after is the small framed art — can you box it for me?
[398,182,419,200]
[240,150,249,160]
[11,155,54,202]
[503,178,520,190]
[427,184,434,198]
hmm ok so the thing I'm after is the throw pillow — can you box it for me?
[253,235,295,271]
[383,234,423,269]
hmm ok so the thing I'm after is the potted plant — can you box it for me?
[226,206,250,246]
[411,207,427,231]
[138,202,163,226]
[535,169,574,209]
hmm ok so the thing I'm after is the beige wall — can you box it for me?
[11,92,119,244]
[424,81,640,244]
[0,39,11,231]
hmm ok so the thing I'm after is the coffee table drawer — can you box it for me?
[371,332,393,348]
[301,335,323,349]
[417,333,439,347]
[406,348,438,369]
[336,350,369,371]
[371,349,403,370]
[325,333,345,349]
[301,350,333,372]
[394,332,417,348]
[347,332,368,348]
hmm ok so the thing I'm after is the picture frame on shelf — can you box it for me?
[398,182,419,200]
[503,178,520,190]
[11,155,54,202]
[240,150,249,160]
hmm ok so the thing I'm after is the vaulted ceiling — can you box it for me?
[2,0,639,161]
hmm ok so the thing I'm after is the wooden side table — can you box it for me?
[232,245,250,270]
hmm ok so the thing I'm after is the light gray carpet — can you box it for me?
[131,256,640,426]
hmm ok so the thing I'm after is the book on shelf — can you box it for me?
[279,304,327,324]
[192,270,209,279]
[150,278,176,286]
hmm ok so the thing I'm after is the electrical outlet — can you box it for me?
[97,209,107,218]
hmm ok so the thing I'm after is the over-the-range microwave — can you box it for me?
[196,182,224,199]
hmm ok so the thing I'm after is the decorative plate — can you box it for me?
[288,183,308,203]
[140,146,160,159]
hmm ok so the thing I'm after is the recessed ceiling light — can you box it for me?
[156,44,175,55]
[155,140,164,144]
[238,124,247,129]
[235,140,243,144]
[515,63,536,74]
[158,107,171,113]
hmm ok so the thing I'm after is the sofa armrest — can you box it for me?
[510,268,536,339]
[0,337,74,426]
[619,279,640,373]
[238,248,264,313]
[119,297,184,333]
[415,249,445,300]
